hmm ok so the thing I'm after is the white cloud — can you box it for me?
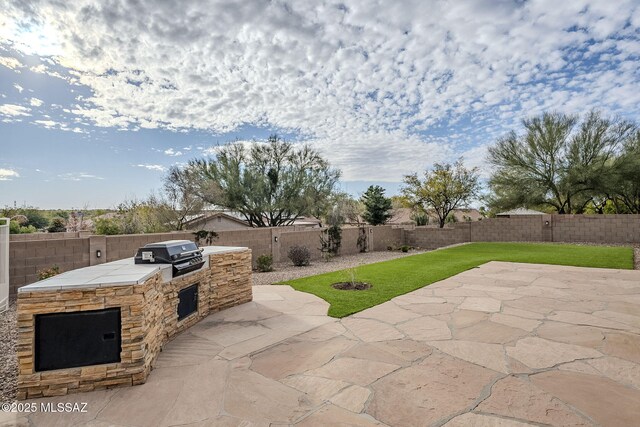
[1,0,639,180]
[0,168,20,181]
[29,97,44,107]
[13,83,23,93]
[0,56,22,70]
[163,148,183,156]
[58,172,104,181]
[135,164,166,172]
[33,119,87,133]
[0,104,31,117]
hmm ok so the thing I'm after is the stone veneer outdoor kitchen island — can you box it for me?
[15,245,252,400]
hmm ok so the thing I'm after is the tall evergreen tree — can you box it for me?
[361,185,392,225]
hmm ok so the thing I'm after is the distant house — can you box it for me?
[496,208,545,217]
[387,208,484,226]
[184,211,322,231]
[184,212,251,231]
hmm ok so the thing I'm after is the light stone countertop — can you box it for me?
[18,246,248,293]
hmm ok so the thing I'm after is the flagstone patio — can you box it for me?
[3,261,640,427]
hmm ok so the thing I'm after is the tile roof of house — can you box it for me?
[496,207,545,216]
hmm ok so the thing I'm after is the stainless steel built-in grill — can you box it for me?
[134,240,205,277]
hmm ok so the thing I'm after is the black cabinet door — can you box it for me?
[177,283,199,321]
[35,308,121,371]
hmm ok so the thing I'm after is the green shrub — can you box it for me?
[47,217,67,233]
[288,245,311,267]
[401,245,410,253]
[9,220,36,234]
[256,254,274,272]
[94,217,122,235]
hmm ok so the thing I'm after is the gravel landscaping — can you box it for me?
[0,300,16,404]
[253,249,427,286]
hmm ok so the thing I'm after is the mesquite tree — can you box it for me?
[402,160,480,228]
[487,111,636,214]
[184,135,341,227]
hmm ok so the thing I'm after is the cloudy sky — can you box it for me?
[1,0,639,209]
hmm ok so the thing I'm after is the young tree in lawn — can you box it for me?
[186,135,341,227]
[402,160,480,228]
[360,185,393,225]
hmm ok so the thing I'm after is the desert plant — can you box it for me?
[94,217,122,235]
[345,267,358,286]
[320,225,342,256]
[193,230,219,245]
[38,265,60,280]
[288,245,311,266]
[256,254,274,272]
[357,226,368,253]
[412,211,429,226]
[321,252,335,262]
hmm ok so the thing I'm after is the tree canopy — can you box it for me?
[402,160,480,228]
[183,135,341,227]
[487,111,637,214]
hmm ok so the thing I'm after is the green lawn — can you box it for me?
[279,242,633,318]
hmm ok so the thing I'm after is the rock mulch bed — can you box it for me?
[0,300,16,403]
[252,249,426,286]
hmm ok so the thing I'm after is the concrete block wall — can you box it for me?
[277,228,324,262]
[9,232,90,241]
[214,228,273,263]
[407,214,640,248]
[406,226,470,249]
[9,238,90,295]
[470,216,548,242]
[275,226,399,262]
[7,216,640,296]
[371,226,404,251]
[552,215,640,243]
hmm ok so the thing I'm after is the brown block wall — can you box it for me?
[552,214,640,243]
[405,226,470,249]
[470,216,546,242]
[9,238,90,296]
[371,226,404,251]
[10,232,88,241]
[214,228,273,264]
